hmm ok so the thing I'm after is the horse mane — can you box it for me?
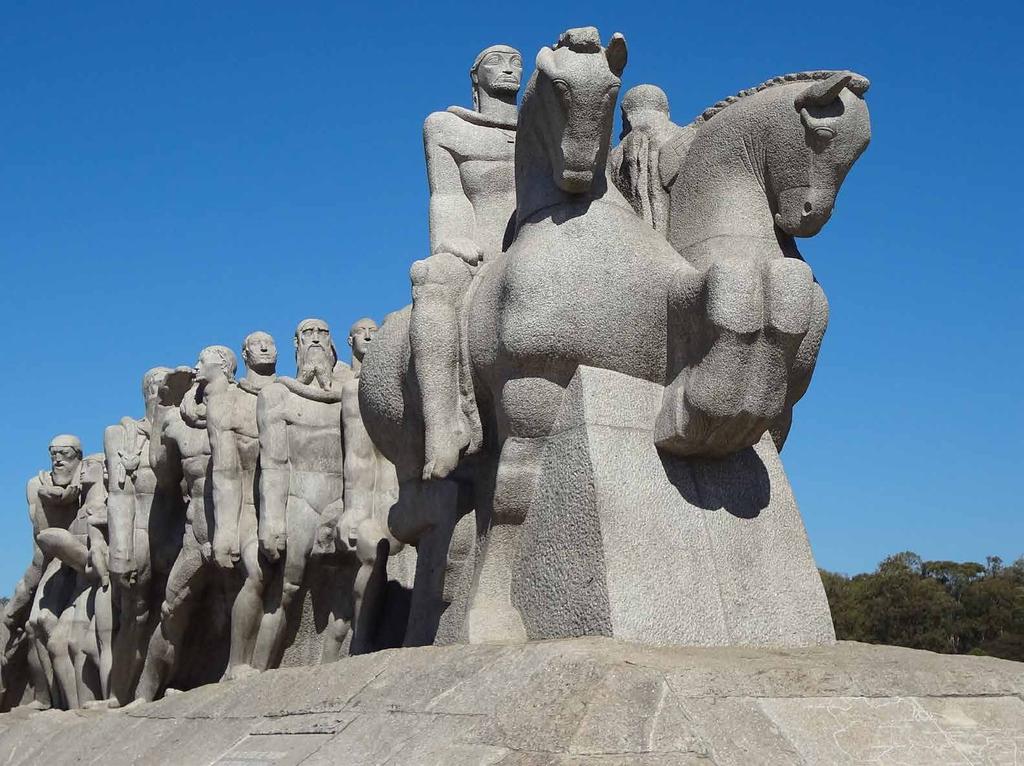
[691,70,871,126]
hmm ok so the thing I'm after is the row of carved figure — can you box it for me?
[0,319,413,711]
[1,26,872,709]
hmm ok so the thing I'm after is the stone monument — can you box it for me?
[11,24,1014,766]
[361,27,872,647]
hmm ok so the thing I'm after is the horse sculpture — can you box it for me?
[360,27,872,645]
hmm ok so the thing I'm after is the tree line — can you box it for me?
[821,552,1024,661]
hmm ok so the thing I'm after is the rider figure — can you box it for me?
[410,44,522,479]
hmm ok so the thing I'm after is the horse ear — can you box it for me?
[794,71,853,110]
[536,46,556,77]
[606,33,627,77]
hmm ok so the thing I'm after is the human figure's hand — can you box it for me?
[259,525,286,563]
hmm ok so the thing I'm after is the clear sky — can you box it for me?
[1,2,1021,595]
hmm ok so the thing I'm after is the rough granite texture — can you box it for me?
[2,638,1022,765]
[513,366,835,646]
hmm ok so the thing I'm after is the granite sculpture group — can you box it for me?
[0,27,871,711]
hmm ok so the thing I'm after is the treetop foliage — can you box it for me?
[821,553,1024,661]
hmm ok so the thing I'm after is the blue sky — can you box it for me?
[1,2,1021,595]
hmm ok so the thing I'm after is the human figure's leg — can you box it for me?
[69,585,96,706]
[410,253,474,480]
[24,621,53,710]
[224,513,264,680]
[48,603,79,709]
[109,528,154,705]
[93,583,114,699]
[251,501,314,671]
[134,541,206,702]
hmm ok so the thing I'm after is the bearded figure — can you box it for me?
[250,318,362,670]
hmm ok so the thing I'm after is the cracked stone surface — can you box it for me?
[1,638,1022,765]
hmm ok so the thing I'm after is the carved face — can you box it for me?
[194,347,235,385]
[476,47,523,98]
[295,319,337,388]
[142,367,171,409]
[768,78,871,238]
[348,319,378,362]
[534,34,626,194]
[243,332,277,373]
[80,454,105,487]
[48,437,82,487]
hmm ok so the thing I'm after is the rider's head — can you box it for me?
[471,44,523,110]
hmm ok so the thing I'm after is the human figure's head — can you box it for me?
[294,318,337,389]
[48,434,83,487]
[142,367,173,411]
[241,331,277,376]
[194,345,238,386]
[620,84,670,138]
[471,44,523,110]
[347,318,378,364]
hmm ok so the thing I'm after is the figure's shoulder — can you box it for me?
[333,362,355,386]
[424,109,472,149]
[26,474,43,497]
[257,379,290,408]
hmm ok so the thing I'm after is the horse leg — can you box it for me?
[390,477,462,647]
[466,376,566,644]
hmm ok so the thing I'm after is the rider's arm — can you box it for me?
[424,112,477,256]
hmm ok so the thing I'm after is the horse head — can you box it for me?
[766,71,871,238]
[524,27,626,197]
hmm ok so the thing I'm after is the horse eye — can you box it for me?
[552,80,572,107]
[814,126,837,140]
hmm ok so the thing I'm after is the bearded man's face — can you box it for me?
[296,322,336,390]
[49,444,82,487]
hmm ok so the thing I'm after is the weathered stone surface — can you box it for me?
[2,638,1022,765]
[513,365,834,647]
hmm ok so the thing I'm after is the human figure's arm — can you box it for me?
[103,422,136,577]
[3,481,45,629]
[208,393,243,568]
[424,113,482,263]
[257,385,289,562]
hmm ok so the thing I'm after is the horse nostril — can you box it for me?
[803,202,813,214]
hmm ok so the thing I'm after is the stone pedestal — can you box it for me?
[511,365,834,646]
[3,639,1022,765]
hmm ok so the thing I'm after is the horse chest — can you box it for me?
[497,209,675,378]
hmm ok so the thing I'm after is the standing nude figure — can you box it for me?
[5,436,84,709]
[411,44,522,478]
[103,367,185,705]
[251,319,356,668]
[340,318,410,652]
[134,352,228,702]
[205,331,277,680]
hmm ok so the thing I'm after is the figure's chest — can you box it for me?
[286,398,342,429]
[447,124,516,163]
